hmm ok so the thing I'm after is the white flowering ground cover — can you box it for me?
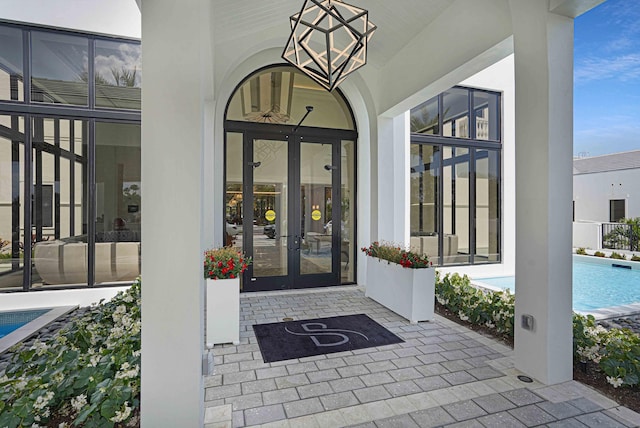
[436,272,515,336]
[573,313,640,389]
[0,279,141,427]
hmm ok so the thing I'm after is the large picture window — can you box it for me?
[0,21,141,292]
[410,86,501,266]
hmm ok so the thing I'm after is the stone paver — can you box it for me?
[225,392,263,411]
[508,403,556,426]
[575,411,629,428]
[275,373,310,389]
[306,368,341,383]
[537,400,583,419]
[206,384,241,401]
[297,381,333,399]
[243,404,285,426]
[383,379,422,397]
[283,397,324,418]
[441,370,478,386]
[202,287,640,428]
[502,388,544,406]
[241,378,277,395]
[472,393,516,413]
[329,376,367,393]
[354,385,392,403]
[375,414,420,428]
[410,406,456,427]
[569,397,605,413]
[262,388,300,405]
[477,411,527,427]
[360,371,395,386]
[320,391,359,410]
[337,364,370,378]
[414,375,450,392]
[443,399,488,421]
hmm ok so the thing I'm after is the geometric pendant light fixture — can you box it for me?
[282,0,376,91]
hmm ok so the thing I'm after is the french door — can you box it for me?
[242,132,342,291]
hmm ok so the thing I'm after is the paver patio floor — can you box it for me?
[204,286,640,428]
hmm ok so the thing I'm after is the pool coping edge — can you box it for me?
[0,305,77,355]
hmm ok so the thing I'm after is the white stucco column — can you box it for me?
[376,113,410,244]
[140,0,213,425]
[510,0,574,384]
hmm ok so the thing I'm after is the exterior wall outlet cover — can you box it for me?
[521,314,535,331]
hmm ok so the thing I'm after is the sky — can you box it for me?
[574,0,640,157]
[0,0,637,157]
[0,0,140,38]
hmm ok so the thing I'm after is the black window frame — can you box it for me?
[0,20,141,293]
[410,86,502,267]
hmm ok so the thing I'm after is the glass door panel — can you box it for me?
[299,142,333,275]
[248,139,288,287]
[410,144,440,265]
[0,114,25,291]
[340,140,355,282]
[225,133,243,252]
[475,149,500,262]
[443,147,470,265]
[31,117,89,288]
[239,133,347,291]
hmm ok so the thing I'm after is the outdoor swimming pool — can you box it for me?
[0,309,50,339]
[475,256,640,312]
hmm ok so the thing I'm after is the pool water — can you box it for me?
[477,260,640,312]
[0,309,50,339]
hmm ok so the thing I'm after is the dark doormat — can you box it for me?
[252,314,404,363]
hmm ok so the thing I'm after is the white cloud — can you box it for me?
[575,54,640,84]
[95,43,142,86]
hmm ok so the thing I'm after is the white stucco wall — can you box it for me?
[574,169,640,222]
[573,221,601,249]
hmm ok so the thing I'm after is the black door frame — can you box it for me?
[224,121,357,292]
[240,130,341,292]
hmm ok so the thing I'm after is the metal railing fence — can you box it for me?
[602,222,639,251]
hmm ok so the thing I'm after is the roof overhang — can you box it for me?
[549,0,606,18]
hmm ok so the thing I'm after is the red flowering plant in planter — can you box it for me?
[203,247,252,279]
[361,241,431,268]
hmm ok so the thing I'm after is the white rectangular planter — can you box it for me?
[365,258,435,324]
[206,278,240,346]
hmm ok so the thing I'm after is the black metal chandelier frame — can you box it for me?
[282,0,376,91]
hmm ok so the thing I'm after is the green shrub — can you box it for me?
[631,254,640,262]
[610,252,626,260]
[594,251,606,257]
[573,313,640,388]
[0,279,141,427]
[576,247,587,255]
[435,272,514,336]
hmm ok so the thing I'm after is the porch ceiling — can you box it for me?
[211,0,450,69]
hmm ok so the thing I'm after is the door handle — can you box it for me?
[287,235,301,251]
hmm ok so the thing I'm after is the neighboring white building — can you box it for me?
[573,150,640,249]
[574,150,640,223]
